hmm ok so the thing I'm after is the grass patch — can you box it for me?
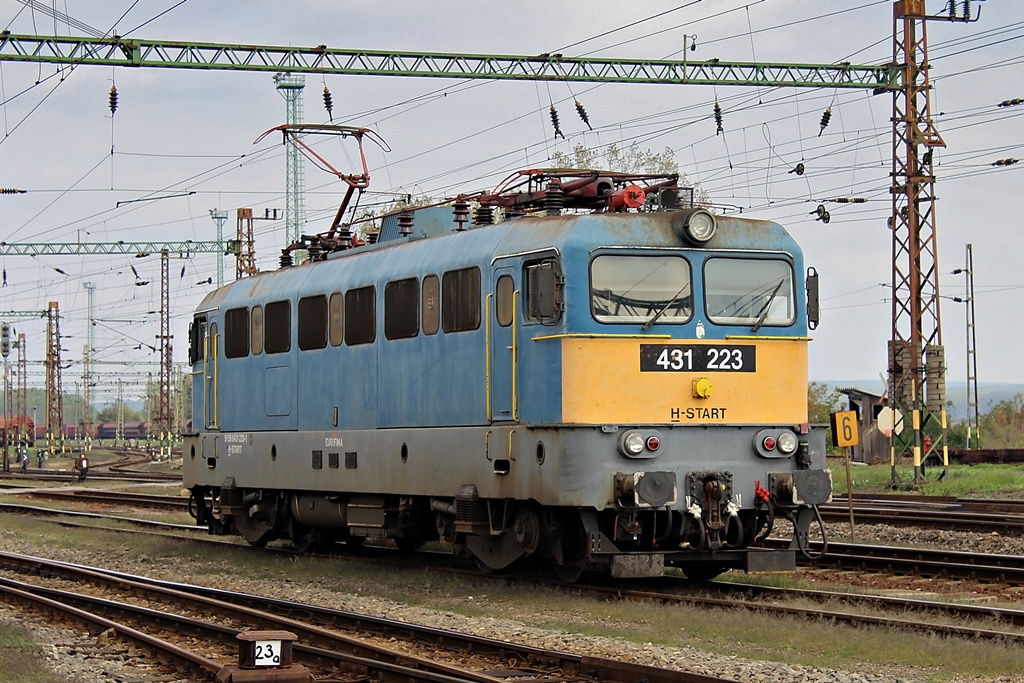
[0,620,82,683]
[829,462,1024,497]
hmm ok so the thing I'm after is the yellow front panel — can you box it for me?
[561,338,808,424]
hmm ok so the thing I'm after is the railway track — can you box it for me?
[6,498,1024,648]
[9,489,1024,588]
[822,494,1024,534]
[0,550,737,683]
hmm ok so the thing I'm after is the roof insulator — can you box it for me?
[549,105,564,140]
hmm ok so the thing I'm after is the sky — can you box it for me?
[0,0,1021,406]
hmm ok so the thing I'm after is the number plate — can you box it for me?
[640,344,756,372]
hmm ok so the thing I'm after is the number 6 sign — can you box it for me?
[830,410,859,448]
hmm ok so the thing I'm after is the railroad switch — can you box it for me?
[215,630,311,682]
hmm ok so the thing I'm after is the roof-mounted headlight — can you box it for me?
[674,208,717,245]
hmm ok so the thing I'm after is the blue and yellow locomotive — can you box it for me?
[184,169,831,580]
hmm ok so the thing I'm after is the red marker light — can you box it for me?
[763,436,777,451]
[646,436,660,451]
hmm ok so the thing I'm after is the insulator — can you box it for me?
[323,87,334,121]
[818,107,831,137]
[109,85,118,115]
[452,200,470,231]
[922,150,933,166]
[992,158,1019,166]
[947,0,956,19]
[809,204,830,223]
[398,210,414,236]
[306,241,323,262]
[829,197,867,203]
[714,101,723,135]
[473,204,494,226]
[279,249,293,269]
[549,105,564,140]
[544,182,564,216]
[336,226,353,249]
[575,100,592,130]
[998,98,1023,107]
[0,188,26,194]
[963,0,971,21]
[788,163,805,176]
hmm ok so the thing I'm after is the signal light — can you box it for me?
[0,323,9,358]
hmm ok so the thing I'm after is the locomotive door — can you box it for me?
[204,321,219,429]
[489,264,518,422]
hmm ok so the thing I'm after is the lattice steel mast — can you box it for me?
[888,0,977,486]
[274,73,306,251]
[16,333,27,447]
[157,249,172,455]
[81,282,95,448]
[45,302,62,452]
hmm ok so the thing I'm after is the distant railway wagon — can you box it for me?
[95,421,149,440]
[183,168,831,580]
[0,416,34,446]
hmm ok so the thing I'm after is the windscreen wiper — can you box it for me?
[642,285,689,331]
[751,279,785,332]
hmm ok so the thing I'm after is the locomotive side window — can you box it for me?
[525,259,562,323]
[385,277,420,340]
[329,292,344,346]
[345,285,376,345]
[189,316,206,365]
[704,258,795,327]
[224,307,249,359]
[298,295,328,350]
[590,255,692,324]
[264,300,291,354]
[422,274,440,335]
[442,266,481,333]
[251,305,264,355]
[496,274,514,327]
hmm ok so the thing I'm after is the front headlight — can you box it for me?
[777,431,798,454]
[622,431,645,456]
[680,208,717,244]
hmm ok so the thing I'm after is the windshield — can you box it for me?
[591,255,692,324]
[704,257,795,326]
